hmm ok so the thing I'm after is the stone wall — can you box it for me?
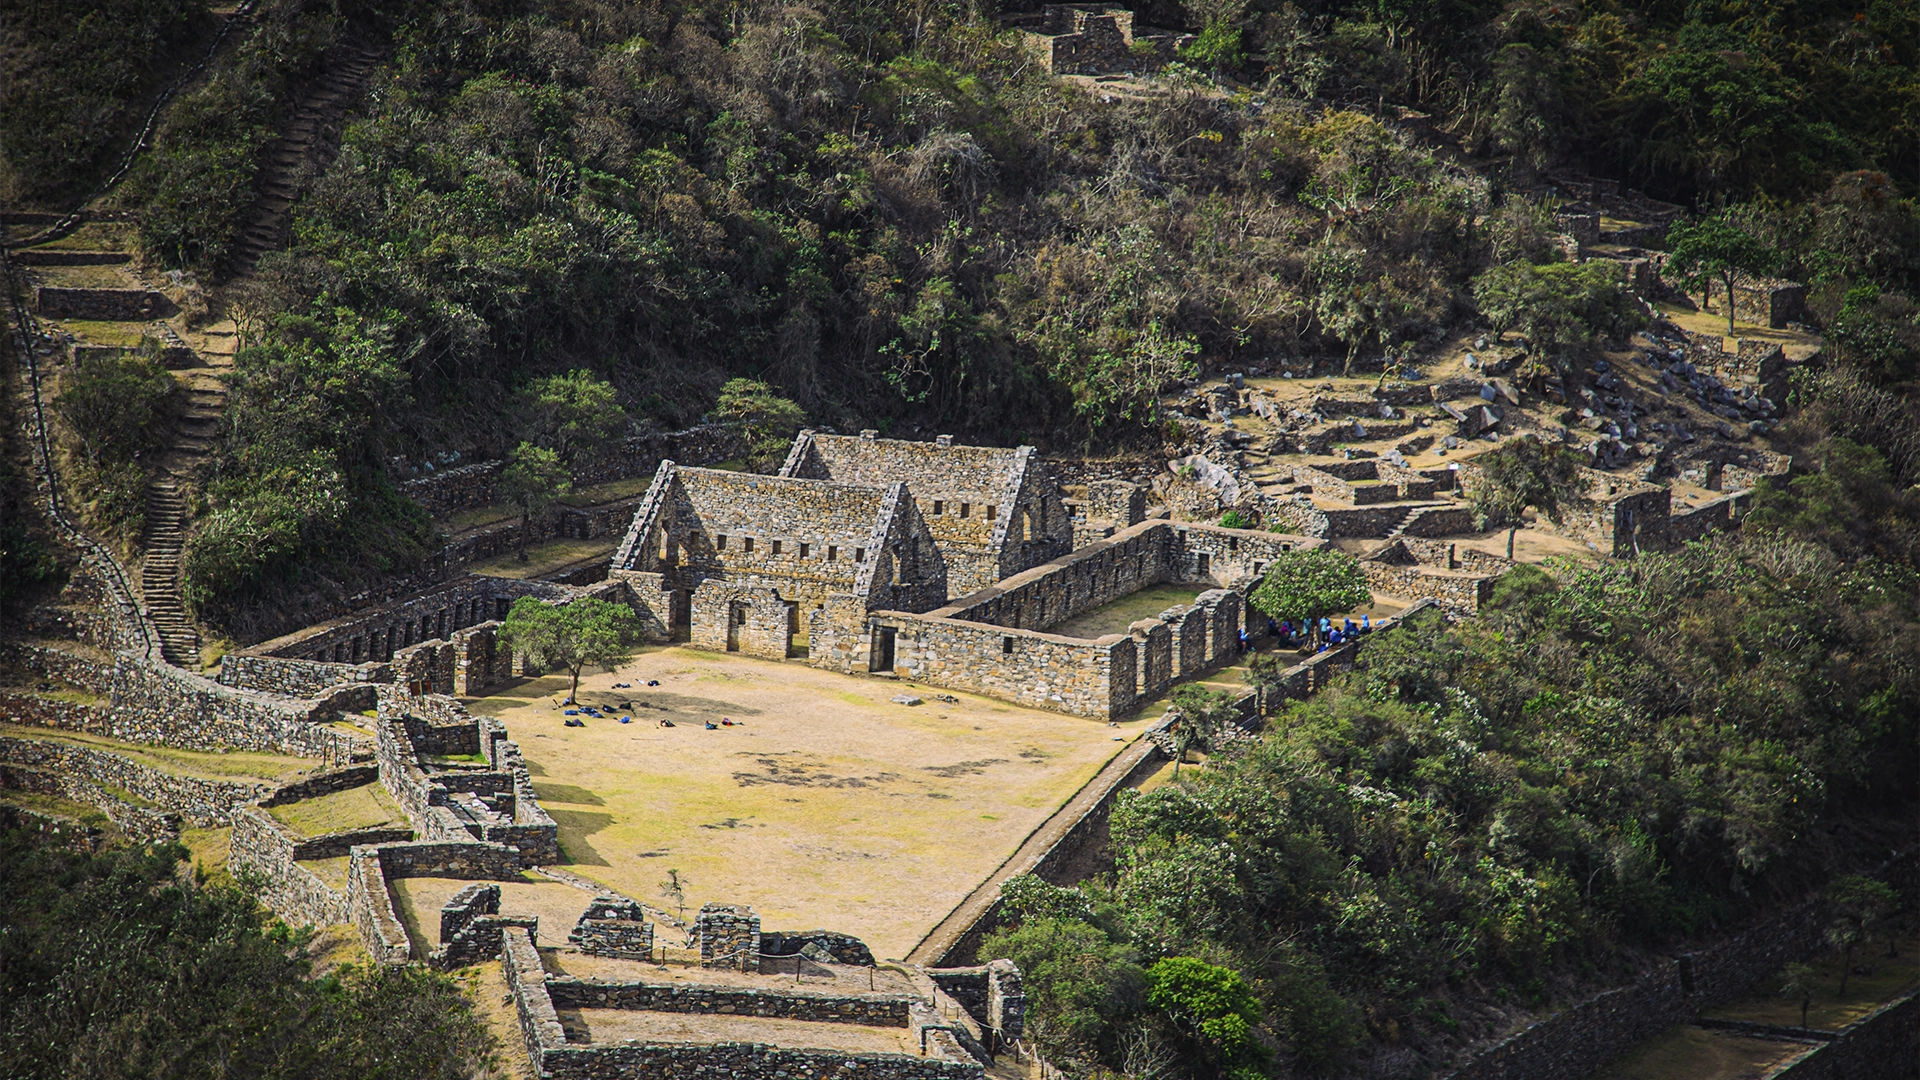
[1772,989,1920,1080]
[0,733,272,827]
[430,882,540,969]
[108,656,368,761]
[219,653,393,698]
[1360,561,1496,614]
[230,806,356,927]
[374,701,559,864]
[871,611,1134,717]
[696,903,762,971]
[546,977,914,1026]
[0,689,114,736]
[942,520,1170,632]
[243,575,577,665]
[570,895,655,959]
[759,930,877,967]
[0,761,178,843]
[502,926,982,1080]
[2,640,116,693]
[34,286,172,320]
[347,845,412,965]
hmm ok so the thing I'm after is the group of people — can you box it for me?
[1266,614,1374,650]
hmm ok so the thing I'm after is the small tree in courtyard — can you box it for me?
[497,442,572,563]
[1779,962,1817,1028]
[1248,547,1370,649]
[499,596,640,704]
[1167,684,1236,778]
[1826,874,1898,997]
[1665,211,1778,335]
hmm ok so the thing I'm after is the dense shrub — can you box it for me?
[0,831,495,1079]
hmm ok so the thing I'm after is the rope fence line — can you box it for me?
[1,244,157,662]
[10,0,262,250]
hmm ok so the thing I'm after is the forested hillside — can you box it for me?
[8,0,1916,619]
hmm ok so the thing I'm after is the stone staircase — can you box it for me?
[227,44,380,273]
[141,482,200,667]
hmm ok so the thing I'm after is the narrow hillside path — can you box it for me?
[226,43,380,275]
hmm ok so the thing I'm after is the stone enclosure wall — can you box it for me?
[0,734,272,827]
[34,286,174,321]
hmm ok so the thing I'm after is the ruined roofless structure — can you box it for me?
[609,462,947,666]
[780,429,1071,595]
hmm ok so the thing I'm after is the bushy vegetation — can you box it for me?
[49,350,176,544]
[0,0,210,203]
[119,0,342,268]
[990,459,1920,1071]
[0,831,495,1079]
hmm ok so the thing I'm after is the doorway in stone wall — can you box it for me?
[670,590,692,641]
[726,602,747,652]
[785,603,805,659]
[870,626,896,672]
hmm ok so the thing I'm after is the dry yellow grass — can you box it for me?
[1585,1024,1812,1080]
[465,646,1151,959]
[470,538,618,579]
[267,783,405,837]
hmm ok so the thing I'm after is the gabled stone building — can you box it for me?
[779,430,1071,596]
[609,464,946,664]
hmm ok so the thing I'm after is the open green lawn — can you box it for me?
[267,784,406,838]
[465,646,1151,960]
[0,723,317,783]
[0,789,111,827]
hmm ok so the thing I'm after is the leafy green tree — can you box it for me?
[498,595,640,704]
[1466,437,1590,527]
[496,442,571,563]
[1167,684,1235,778]
[517,370,626,467]
[1144,957,1267,1078]
[1779,962,1817,1028]
[1826,875,1898,997]
[51,352,175,466]
[978,917,1143,1063]
[1472,260,1639,367]
[1248,547,1370,647]
[712,378,806,473]
[1666,212,1780,334]
[1000,874,1094,922]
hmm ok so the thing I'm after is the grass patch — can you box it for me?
[0,789,111,827]
[40,222,137,251]
[469,537,617,580]
[1047,584,1205,640]
[427,752,488,765]
[178,826,232,883]
[0,723,315,783]
[558,476,652,506]
[267,784,405,838]
[301,855,352,891]
[55,320,149,348]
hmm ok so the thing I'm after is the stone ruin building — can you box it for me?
[779,429,1072,594]
[608,461,950,667]
[1005,3,1192,76]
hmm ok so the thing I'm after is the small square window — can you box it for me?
[744,537,755,553]
[855,548,866,562]
[985,505,996,521]
[716,534,727,550]
[933,500,945,516]
[771,540,782,555]
[827,545,838,561]
[959,502,970,518]
[1002,636,1014,655]
[800,543,810,558]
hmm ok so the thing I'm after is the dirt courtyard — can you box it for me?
[464,646,1148,960]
